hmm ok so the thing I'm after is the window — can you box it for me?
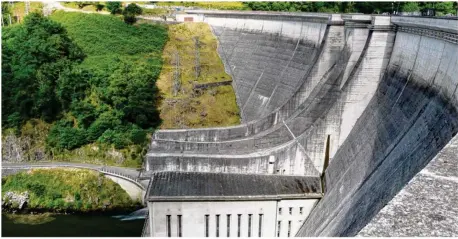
[166,215,171,237]
[258,214,263,237]
[289,207,292,215]
[237,214,242,237]
[278,207,282,215]
[227,214,231,237]
[277,221,281,237]
[177,215,182,237]
[287,221,292,237]
[248,214,252,237]
[205,215,209,237]
[216,214,220,237]
[299,207,303,215]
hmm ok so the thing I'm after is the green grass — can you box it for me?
[50,11,167,71]
[157,23,240,129]
[2,168,139,212]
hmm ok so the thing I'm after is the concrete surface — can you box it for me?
[144,11,458,237]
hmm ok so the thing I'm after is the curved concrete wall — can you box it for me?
[297,20,458,236]
[144,12,458,236]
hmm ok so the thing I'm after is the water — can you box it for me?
[2,213,144,237]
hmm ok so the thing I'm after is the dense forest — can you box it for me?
[243,2,457,15]
[154,1,458,15]
[2,12,167,166]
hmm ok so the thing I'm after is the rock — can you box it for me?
[3,191,29,210]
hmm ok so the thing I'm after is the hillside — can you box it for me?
[157,23,240,129]
[2,12,167,167]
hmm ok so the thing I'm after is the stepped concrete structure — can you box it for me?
[142,11,458,237]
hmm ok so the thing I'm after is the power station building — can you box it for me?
[144,172,321,237]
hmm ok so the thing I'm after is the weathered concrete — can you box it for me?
[357,135,458,236]
[143,12,458,237]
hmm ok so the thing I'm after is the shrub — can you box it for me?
[106,1,122,14]
[122,3,142,24]
[95,3,104,11]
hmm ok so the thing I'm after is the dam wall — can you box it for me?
[296,18,458,236]
[143,11,458,236]
[207,12,329,122]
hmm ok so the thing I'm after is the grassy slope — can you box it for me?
[157,23,240,129]
[2,168,139,212]
[50,11,166,72]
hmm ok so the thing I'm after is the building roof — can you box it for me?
[146,171,322,201]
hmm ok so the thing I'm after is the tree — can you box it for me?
[2,13,85,127]
[106,59,161,128]
[95,3,104,12]
[434,2,455,15]
[401,2,420,13]
[122,3,142,24]
[106,1,122,14]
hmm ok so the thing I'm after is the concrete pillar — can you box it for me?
[268,156,275,174]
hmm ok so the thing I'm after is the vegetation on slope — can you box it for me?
[242,1,458,15]
[2,168,139,212]
[1,2,43,26]
[154,1,457,15]
[156,1,248,10]
[2,12,167,167]
[157,23,240,129]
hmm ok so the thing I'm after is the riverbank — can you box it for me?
[2,213,144,237]
[2,168,141,213]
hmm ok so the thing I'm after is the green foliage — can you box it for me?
[2,13,85,128]
[95,3,104,11]
[2,168,138,212]
[106,1,122,14]
[3,12,166,157]
[401,2,420,12]
[122,3,142,24]
[242,1,457,14]
[47,119,88,150]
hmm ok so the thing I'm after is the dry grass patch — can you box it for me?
[157,23,240,129]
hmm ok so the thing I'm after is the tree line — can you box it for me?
[243,2,457,15]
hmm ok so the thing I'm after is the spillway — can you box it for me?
[143,11,458,236]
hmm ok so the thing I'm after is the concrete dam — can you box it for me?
[143,11,458,236]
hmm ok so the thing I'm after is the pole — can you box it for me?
[25,1,30,15]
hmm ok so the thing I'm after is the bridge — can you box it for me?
[1,162,148,202]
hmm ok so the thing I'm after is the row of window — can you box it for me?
[165,215,182,237]
[205,214,264,237]
[278,207,304,216]
[277,220,302,237]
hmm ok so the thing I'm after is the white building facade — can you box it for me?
[143,171,322,237]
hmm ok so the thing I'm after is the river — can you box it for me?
[2,213,144,237]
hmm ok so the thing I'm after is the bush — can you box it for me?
[106,1,122,14]
[47,120,88,150]
[95,3,104,11]
[122,3,142,24]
